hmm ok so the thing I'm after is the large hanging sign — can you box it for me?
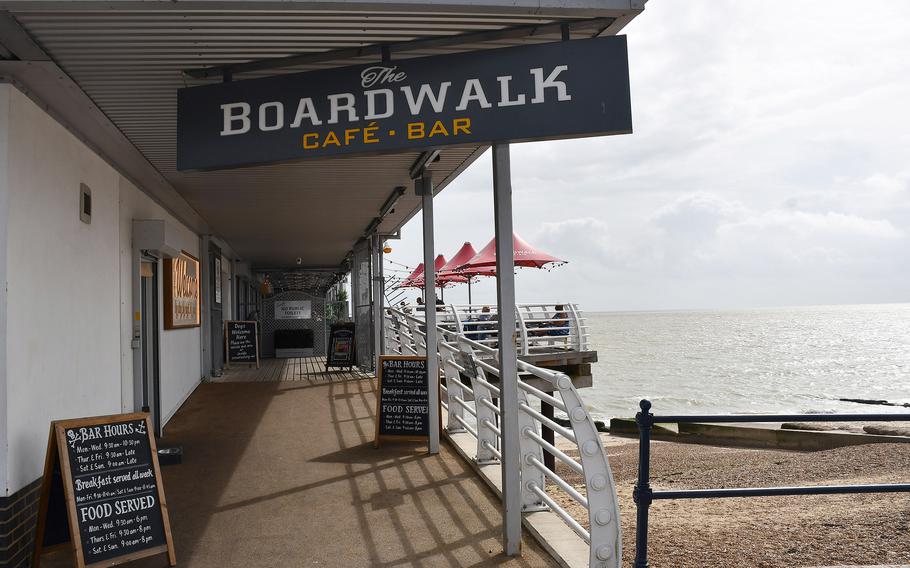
[163,251,200,329]
[177,36,632,170]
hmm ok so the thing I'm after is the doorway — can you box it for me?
[140,257,162,436]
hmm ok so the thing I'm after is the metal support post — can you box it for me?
[492,143,521,557]
[372,234,384,364]
[419,172,440,454]
[633,399,654,568]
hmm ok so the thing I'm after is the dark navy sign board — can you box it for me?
[177,36,632,170]
[374,356,430,446]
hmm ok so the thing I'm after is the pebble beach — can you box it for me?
[551,436,910,567]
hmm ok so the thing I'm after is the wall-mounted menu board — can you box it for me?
[33,413,175,568]
[225,320,259,368]
[374,356,429,448]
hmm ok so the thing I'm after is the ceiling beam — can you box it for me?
[0,11,48,61]
[182,16,616,79]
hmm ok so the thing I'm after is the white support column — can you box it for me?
[372,234,384,364]
[419,172,440,455]
[493,143,521,556]
[0,93,9,493]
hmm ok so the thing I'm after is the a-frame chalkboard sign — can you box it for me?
[325,322,355,372]
[225,320,260,369]
[374,356,430,448]
[33,413,176,568]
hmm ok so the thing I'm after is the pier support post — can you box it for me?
[541,401,556,473]
[492,143,521,557]
[419,172,440,455]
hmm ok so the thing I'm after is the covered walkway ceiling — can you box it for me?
[0,1,644,269]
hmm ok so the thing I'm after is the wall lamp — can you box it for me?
[380,186,406,218]
[408,150,440,180]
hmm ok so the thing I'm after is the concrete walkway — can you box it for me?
[43,370,556,567]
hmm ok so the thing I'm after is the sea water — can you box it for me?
[583,303,910,420]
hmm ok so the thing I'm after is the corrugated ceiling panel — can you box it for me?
[11,9,606,267]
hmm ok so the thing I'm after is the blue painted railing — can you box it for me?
[632,399,910,567]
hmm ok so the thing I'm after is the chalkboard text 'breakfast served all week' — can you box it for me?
[376,357,430,442]
[64,419,167,564]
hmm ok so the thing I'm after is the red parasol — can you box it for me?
[437,243,474,287]
[438,242,475,303]
[397,263,424,289]
[456,232,566,276]
[399,255,449,288]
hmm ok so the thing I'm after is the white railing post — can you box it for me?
[464,339,499,465]
[450,304,465,334]
[515,305,530,357]
[406,316,424,356]
[439,337,466,434]
[517,386,547,512]
[383,313,396,354]
[567,303,585,351]
[554,373,621,568]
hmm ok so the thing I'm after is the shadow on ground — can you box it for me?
[41,371,556,567]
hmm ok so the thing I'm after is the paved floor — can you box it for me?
[215,355,373,382]
[42,361,556,567]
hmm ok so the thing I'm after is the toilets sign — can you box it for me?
[177,36,632,170]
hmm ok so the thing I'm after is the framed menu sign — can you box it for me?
[163,251,200,329]
[32,413,176,568]
[325,323,355,371]
[374,356,430,448]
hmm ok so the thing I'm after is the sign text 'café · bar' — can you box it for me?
[177,37,632,170]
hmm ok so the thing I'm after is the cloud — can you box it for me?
[388,0,910,310]
[526,190,909,307]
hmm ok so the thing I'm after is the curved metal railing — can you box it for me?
[383,306,620,568]
[389,303,589,356]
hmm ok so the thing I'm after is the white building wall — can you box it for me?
[118,177,202,426]
[0,85,203,494]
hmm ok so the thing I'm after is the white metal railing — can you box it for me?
[383,306,620,568]
[390,303,589,356]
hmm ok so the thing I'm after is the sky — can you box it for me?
[385,1,910,312]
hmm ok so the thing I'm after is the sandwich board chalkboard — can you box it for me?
[374,356,430,448]
[325,323,355,371]
[33,413,176,568]
[225,320,260,368]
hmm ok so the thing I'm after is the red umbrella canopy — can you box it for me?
[397,263,424,289]
[456,233,566,276]
[399,256,455,288]
[437,243,475,286]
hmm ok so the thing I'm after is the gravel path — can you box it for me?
[549,437,910,567]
